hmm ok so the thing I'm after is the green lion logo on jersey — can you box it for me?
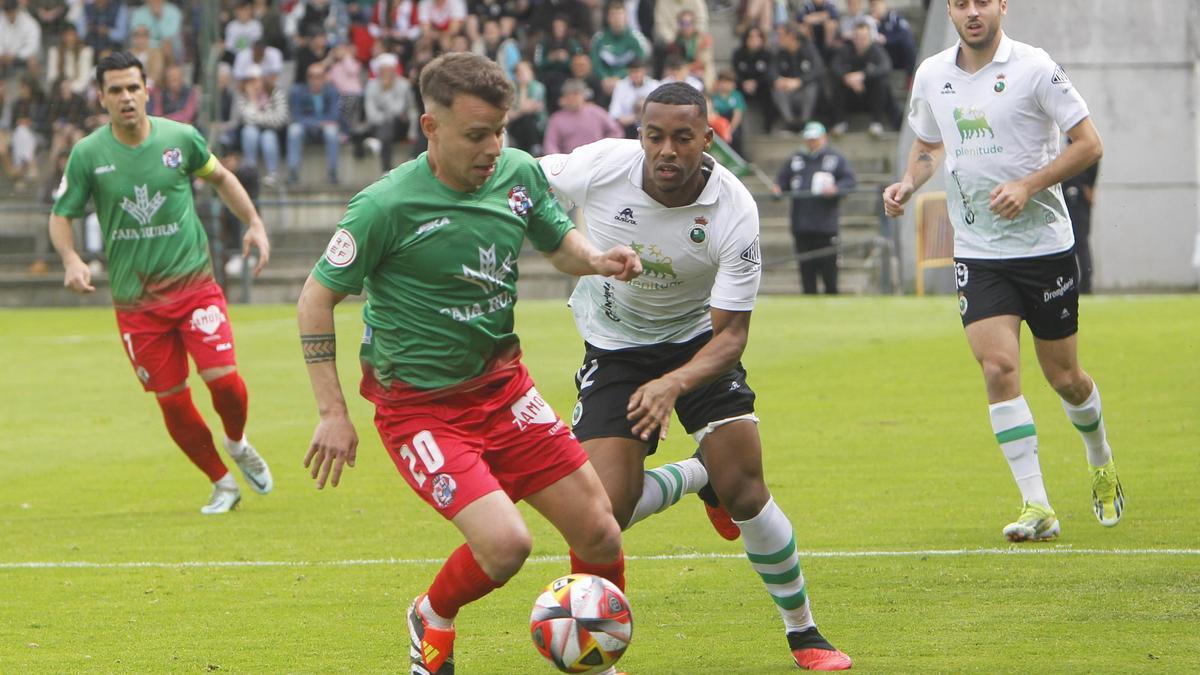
[953,107,995,141]
[629,241,677,279]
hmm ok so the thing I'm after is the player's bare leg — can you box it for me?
[702,420,851,670]
[1034,334,1123,526]
[200,365,273,495]
[527,461,626,590]
[580,437,650,529]
[966,315,1059,540]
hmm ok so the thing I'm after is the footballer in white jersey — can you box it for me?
[884,0,1122,544]
[542,82,853,672]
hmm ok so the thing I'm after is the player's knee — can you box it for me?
[1047,369,1089,402]
[979,356,1018,387]
[579,515,623,562]
[474,528,533,582]
[724,481,770,522]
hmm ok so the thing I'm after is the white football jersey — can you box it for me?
[540,139,762,350]
[909,33,1090,258]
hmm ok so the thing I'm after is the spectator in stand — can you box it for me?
[295,0,349,47]
[507,60,546,154]
[78,0,129,53]
[568,50,607,109]
[772,121,857,295]
[363,52,412,171]
[253,0,290,57]
[466,0,516,44]
[732,25,776,133]
[771,23,824,134]
[224,0,263,63]
[129,24,166,87]
[130,0,184,63]
[5,76,46,189]
[473,17,519,80]
[1,0,42,78]
[326,41,366,152]
[869,0,916,77]
[150,64,200,125]
[30,0,72,37]
[530,0,592,38]
[608,58,658,137]
[214,63,239,149]
[45,77,88,169]
[45,24,94,96]
[711,69,746,158]
[653,0,705,47]
[1063,149,1100,294]
[543,78,622,154]
[796,0,838,62]
[830,19,896,136]
[235,64,289,186]
[836,0,877,48]
[735,0,772,39]
[233,39,285,87]
[287,62,342,184]
[666,9,713,87]
[294,26,331,84]
[372,0,422,63]
[535,15,584,114]
[590,1,649,100]
[419,0,467,51]
[660,54,702,92]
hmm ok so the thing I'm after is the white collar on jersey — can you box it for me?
[943,31,1014,66]
[626,151,722,207]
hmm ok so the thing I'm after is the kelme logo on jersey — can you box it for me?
[508,185,532,218]
[162,147,183,169]
[689,216,708,244]
[324,228,357,267]
[119,184,167,226]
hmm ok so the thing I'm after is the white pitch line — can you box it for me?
[2,548,1198,570]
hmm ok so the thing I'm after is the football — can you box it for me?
[529,574,633,674]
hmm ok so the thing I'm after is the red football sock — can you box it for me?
[570,549,626,592]
[205,371,248,442]
[156,388,228,482]
[426,544,504,620]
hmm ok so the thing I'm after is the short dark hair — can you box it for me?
[95,50,146,89]
[643,81,707,118]
[420,52,514,110]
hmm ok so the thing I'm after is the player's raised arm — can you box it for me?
[200,159,271,276]
[542,229,643,280]
[297,274,357,489]
[48,213,95,293]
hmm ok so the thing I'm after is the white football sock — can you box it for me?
[419,595,453,629]
[1061,383,1112,467]
[625,457,708,529]
[214,472,238,490]
[990,395,1050,508]
[224,436,248,457]
[735,497,814,633]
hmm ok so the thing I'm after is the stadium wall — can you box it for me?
[897,0,1200,291]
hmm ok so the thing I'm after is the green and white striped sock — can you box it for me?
[736,497,813,633]
[626,457,708,529]
[990,395,1049,507]
[1062,383,1112,467]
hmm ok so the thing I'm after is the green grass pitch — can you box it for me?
[1,295,1198,673]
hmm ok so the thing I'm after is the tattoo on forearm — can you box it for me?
[917,152,934,164]
[301,333,337,363]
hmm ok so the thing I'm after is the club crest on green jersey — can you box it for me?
[508,185,532,218]
[162,147,183,169]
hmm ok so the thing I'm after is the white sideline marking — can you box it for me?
[2,548,1198,570]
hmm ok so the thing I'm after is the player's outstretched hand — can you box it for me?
[988,180,1030,220]
[63,257,95,293]
[595,245,642,281]
[304,414,358,489]
[242,223,271,276]
[882,181,914,217]
[627,376,683,442]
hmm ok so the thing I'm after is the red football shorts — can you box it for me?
[113,282,238,392]
[371,363,589,519]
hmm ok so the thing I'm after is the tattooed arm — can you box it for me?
[297,274,358,489]
[883,138,945,217]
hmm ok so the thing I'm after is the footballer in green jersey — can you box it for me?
[48,51,274,515]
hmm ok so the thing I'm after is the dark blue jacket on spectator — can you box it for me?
[288,82,340,127]
[776,145,857,235]
[876,8,917,74]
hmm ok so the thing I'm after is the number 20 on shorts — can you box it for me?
[399,430,445,487]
